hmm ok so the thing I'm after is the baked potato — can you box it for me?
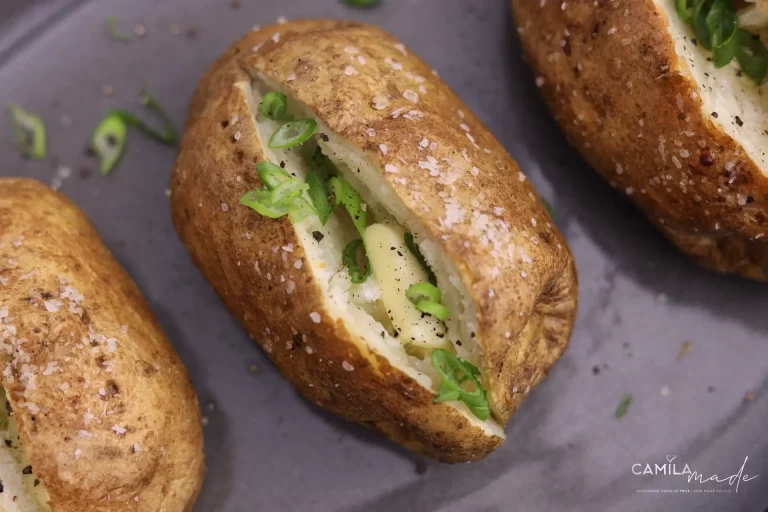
[0,178,205,511]
[511,0,768,280]
[170,19,578,462]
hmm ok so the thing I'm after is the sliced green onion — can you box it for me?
[329,176,367,236]
[737,30,768,84]
[8,105,46,160]
[91,113,128,175]
[256,161,292,189]
[693,0,716,49]
[541,198,556,221]
[306,149,335,225]
[240,189,291,219]
[134,91,178,144]
[711,10,739,68]
[615,393,633,419]
[415,300,450,321]
[259,92,291,120]
[676,0,696,23]
[288,197,317,223]
[342,239,371,283]
[268,119,317,149]
[431,349,489,421]
[404,232,437,285]
[342,0,380,7]
[105,17,132,43]
[406,283,441,304]
[306,170,332,225]
[271,180,308,205]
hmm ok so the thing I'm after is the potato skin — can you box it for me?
[0,179,204,511]
[170,20,577,462]
[511,0,768,279]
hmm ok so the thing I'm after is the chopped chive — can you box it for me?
[342,239,371,283]
[8,105,46,160]
[91,113,128,175]
[105,17,133,43]
[404,232,437,285]
[431,349,489,421]
[268,119,317,149]
[288,197,317,223]
[615,393,633,419]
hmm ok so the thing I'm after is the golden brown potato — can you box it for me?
[170,19,577,462]
[0,178,205,511]
[511,0,768,280]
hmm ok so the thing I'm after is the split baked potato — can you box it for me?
[511,0,768,279]
[170,19,578,462]
[0,178,205,511]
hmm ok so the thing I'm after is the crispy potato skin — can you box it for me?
[0,179,204,511]
[170,20,577,462]
[511,0,768,279]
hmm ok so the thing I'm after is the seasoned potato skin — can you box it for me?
[170,20,577,462]
[0,179,205,511]
[511,0,768,279]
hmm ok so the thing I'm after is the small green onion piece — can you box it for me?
[541,198,556,221]
[431,349,489,421]
[259,92,290,120]
[414,300,450,321]
[288,197,317,223]
[342,239,371,283]
[710,9,739,68]
[342,0,380,6]
[615,393,633,419]
[306,170,332,225]
[240,189,291,219]
[676,0,696,23]
[135,91,178,144]
[306,148,335,224]
[271,180,308,205]
[406,282,441,304]
[91,113,128,175]
[268,119,317,149]
[693,0,716,49]
[404,232,437,285]
[256,161,292,189]
[329,176,367,236]
[105,17,132,43]
[8,105,46,160]
[736,30,768,84]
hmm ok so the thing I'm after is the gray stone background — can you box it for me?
[0,1,766,511]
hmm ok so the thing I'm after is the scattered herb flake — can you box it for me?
[615,393,632,419]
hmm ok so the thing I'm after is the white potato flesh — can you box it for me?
[363,223,450,350]
[656,0,768,174]
[0,389,51,512]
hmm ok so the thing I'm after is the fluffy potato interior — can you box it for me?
[0,388,50,512]
[239,75,503,434]
[657,0,768,172]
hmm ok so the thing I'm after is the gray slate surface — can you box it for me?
[1,0,766,511]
